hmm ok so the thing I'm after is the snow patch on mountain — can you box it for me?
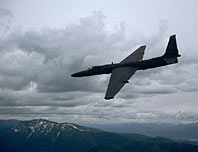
[10,119,91,139]
[68,123,85,132]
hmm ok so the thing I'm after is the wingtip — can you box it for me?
[170,34,176,38]
[104,96,114,100]
[140,45,146,48]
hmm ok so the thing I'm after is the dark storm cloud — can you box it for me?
[0,11,129,94]
[0,89,91,107]
[1,103,198,124]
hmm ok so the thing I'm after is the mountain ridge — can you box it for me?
[84,122,198,140]
[1,119,198,152]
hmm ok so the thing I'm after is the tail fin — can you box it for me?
[163,35,181,58]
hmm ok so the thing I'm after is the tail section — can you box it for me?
[163,35,181,58]
[162,35,181,64]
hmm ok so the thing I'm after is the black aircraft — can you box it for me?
[71,35,181,100]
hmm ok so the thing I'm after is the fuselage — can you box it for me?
[71,56,178,77]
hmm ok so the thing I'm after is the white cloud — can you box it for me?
[0,3,198,124]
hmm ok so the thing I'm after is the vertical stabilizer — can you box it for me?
[163,35,181,58]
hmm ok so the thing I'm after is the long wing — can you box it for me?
[104,45,146,100]
[120,45,146,63]
[105,67,137,100]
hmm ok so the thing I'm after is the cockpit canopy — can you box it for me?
[88,67,93,70]
[88,66,98,70]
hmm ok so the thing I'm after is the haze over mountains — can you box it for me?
[1,119,198,152]
[86,123,198,141]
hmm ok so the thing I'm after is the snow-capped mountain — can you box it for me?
[1,119,198,152]
[11,119,92,137]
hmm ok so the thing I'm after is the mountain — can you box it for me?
[85,123,198,141]
[0,119,198,152]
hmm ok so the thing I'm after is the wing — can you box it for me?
[104,45,146,99]
[120,45,146,63]
[105,67,137,100]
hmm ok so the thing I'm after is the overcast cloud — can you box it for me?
[0,0,198,124]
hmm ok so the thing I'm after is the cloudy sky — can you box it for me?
[0,0,198,124]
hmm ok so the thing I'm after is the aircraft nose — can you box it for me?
[71,70,92,77]
[71,73,78,77]
[71,71,83,77]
